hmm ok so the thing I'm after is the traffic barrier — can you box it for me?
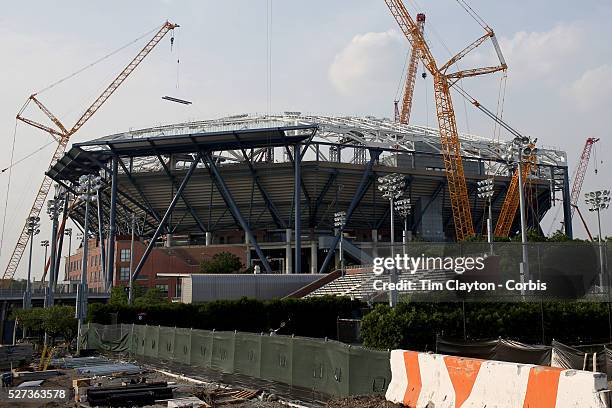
[386,349,610,407]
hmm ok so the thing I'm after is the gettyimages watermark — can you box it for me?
[371,254,547,294]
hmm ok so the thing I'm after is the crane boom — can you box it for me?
[398,13,425,125]
[494,151,537,237]
[2,21,178,285]
[384,0,506,240]
[569,137,599,219]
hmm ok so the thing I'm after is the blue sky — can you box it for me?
[1,0,611,278]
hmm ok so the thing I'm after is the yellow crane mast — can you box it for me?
[2,21,178,285]
[495,149,537,237]
[383,0,507,240]
[396,13,425,125]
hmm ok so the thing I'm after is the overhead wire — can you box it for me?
[0,121,18,260]
[35,24,162,96]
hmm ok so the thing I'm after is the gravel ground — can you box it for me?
[325,395,401,408]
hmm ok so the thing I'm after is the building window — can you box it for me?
[120,248,131,262]
[176,281,182,298]
[156,284,169,294]
[119,267,130,281]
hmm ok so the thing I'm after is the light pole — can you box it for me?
[585,190,610,289]
[503,137,537,293]
[75,174,102,354]
[64,228,72,283]
[40,240,49,278]
[477,178,495,252]
[23,216,40,310]
[46,191,64,308]
[334,211,347,274]
[378,173,406,307]
[394,198,411,256]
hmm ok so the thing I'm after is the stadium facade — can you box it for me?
[50,113,571,294]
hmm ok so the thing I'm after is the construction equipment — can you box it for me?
[383,0,507,240]
[546,137,599,236]
[570,138,600,219]
[395,13,425,124]
[494,148,537,237]
[1,21,178,285]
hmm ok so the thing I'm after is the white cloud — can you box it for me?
[328,30,404,96]
[500,22,586,84]
[566,64,612,111]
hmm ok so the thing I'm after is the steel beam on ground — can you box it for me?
[318,149,381,274]
[201,152,273,274]
[132,154,201,281]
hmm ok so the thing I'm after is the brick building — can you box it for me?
[65,236,248,299]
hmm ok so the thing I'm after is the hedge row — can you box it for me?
[88,296,363,340]
[361,302,612,350]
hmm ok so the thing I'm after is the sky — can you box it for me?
[1,0,611,280]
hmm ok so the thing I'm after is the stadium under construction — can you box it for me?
[46,112,571,284]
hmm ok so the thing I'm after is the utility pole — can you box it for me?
[23,217,40,311]
[395,198,411,256]
[585,190,610,289]
[64,228,72,283]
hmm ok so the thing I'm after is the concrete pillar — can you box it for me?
[310,239,318,274]
[165,233,173,248]
[372,229,379,259]
[205,232,212,246]
[285,228,292,274]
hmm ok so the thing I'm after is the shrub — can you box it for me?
[88,296,362,339]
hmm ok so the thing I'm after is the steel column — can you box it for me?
[107,158,118,287]
[562,166,573,239]
[318,149,381,273]
[96,190,107,290]
[132,154,201,281]
[294,144,302,274]
[202,152,273,274]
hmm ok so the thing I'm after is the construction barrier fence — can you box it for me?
[83,323,391,398]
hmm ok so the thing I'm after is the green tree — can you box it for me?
[200,252,243,274]
[134,287,169,306]
[109,284,145,306]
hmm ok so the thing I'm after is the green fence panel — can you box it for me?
[260,335,293,385]
[291,337,350,397]
[158,326,176,361]
[144,325,160,358]
[211,331,235,374]
[348,347,391,396]
[234,332,262,378]
[321,340,350,397]
[291,337,328,394]
[174,328,192,365]
[133,324,146,356]
[190,329,213,368]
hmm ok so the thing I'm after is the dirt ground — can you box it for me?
[325,395,401,408]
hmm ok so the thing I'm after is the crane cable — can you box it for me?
[35,24,162,96]
[0,121,18,260]
[1,139,56,174]
[454,0,490,30]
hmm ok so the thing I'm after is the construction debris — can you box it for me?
[87,381,173,407]
[0,344,32,369]
[12,369,62,380]
[199,388,261,406]
[167,396,210,407]
[75,362,142,376]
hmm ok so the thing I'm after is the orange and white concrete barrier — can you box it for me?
[386,349,609,407]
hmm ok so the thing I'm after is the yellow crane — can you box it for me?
[2,21,178,285]
[383,0,507,240]
[395,13,425,125]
